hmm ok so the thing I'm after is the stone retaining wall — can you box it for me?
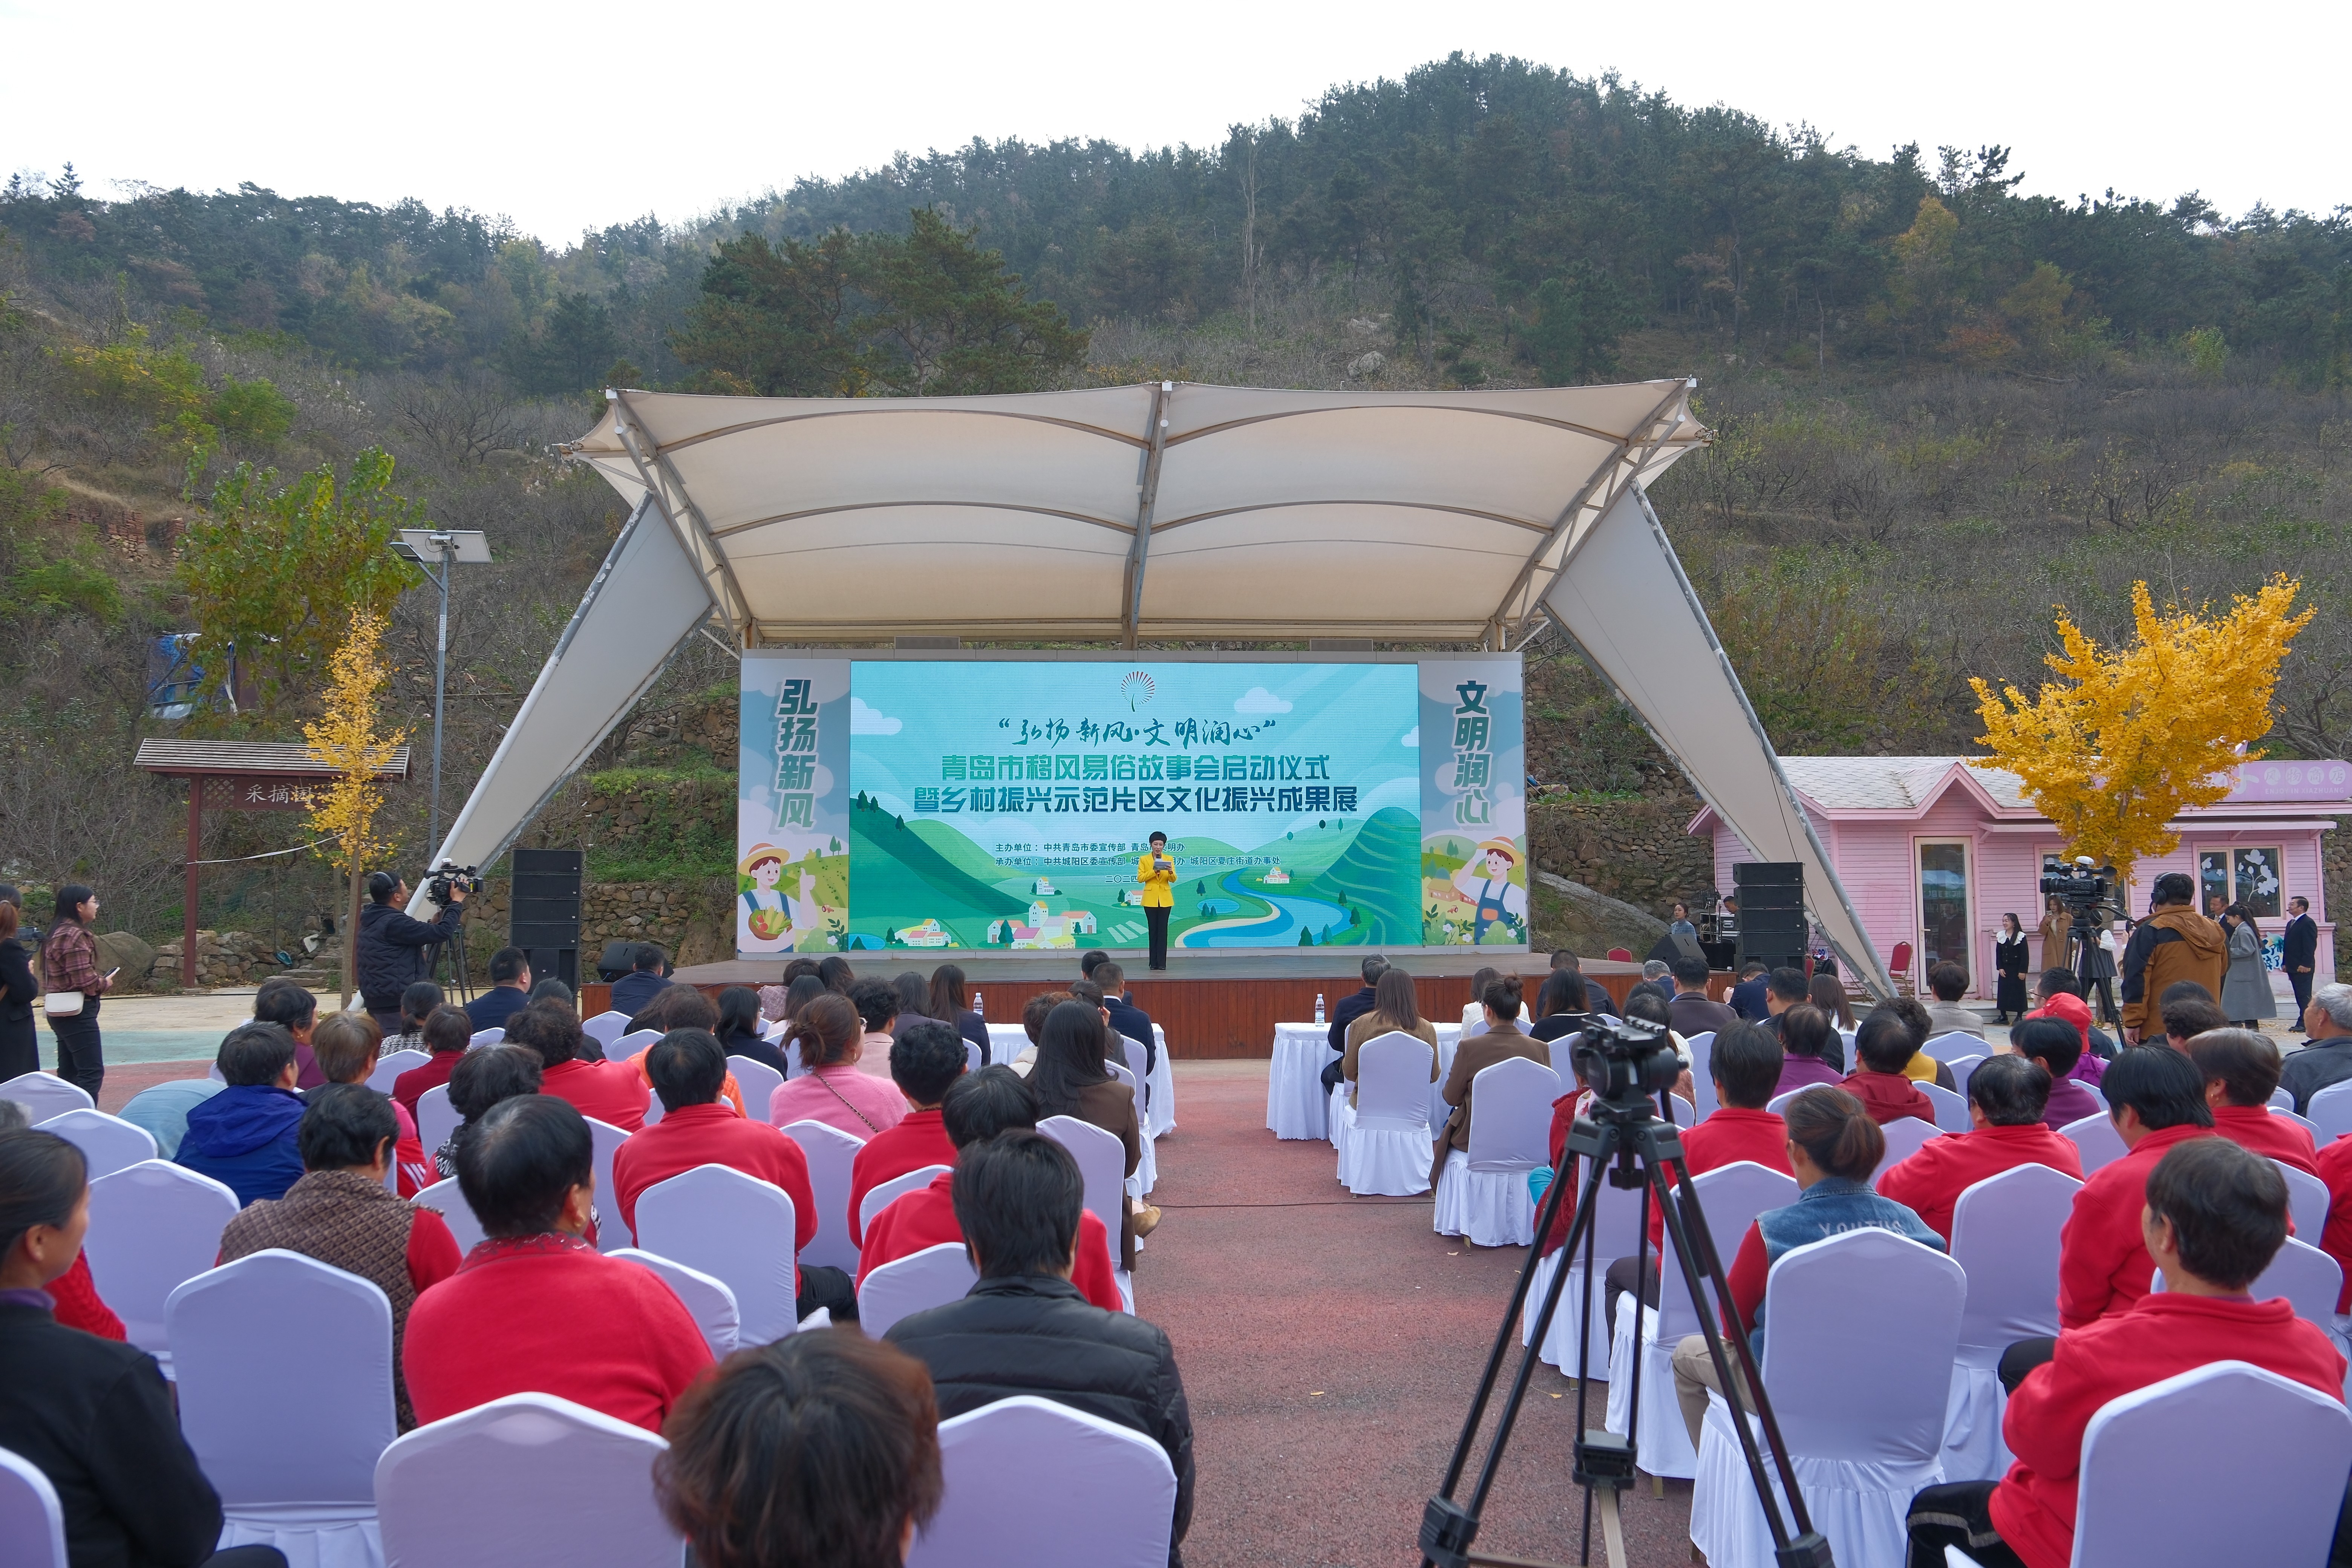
[1525,794,1717,920]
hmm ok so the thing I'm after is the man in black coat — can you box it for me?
[1319,954,1389,1091]
[1095,960,1159,1076]
[0,883,37,1081]
[2283,896,2320,1030]
[354,871,465,1035]
[888,1130,1193,1567]
[607,943,671,1018]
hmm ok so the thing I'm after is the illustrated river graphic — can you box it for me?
[1182,868,1351,948]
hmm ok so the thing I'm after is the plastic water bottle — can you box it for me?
[971,989,984,1020]
[1314,993,1326,1025]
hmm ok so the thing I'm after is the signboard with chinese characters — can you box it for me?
[202,776,327,811]
[735,654,1523,956]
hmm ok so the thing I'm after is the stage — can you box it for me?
[582,953,1655,1059]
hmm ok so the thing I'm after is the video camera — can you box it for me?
[2039,856,2119,918]
[1573,1014,1684,1106]
[427,862,483,905]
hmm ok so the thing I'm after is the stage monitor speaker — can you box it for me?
[1734,861,1803,889]
[1736,904,1808,973]
[510,849,582,990]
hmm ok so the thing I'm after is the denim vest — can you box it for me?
[1751,1176,1945,1338]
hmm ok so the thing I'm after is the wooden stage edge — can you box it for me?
[583,955,1673,1060]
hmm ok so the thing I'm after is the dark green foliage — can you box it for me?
[1525,263,1637,383]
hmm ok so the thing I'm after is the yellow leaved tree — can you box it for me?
[1969,576,2312,887]
[305,611,409,1007]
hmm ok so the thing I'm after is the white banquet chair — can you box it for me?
[858,1242,980,1339]
[1526,1152,1648,1378]
[1145,1027,1176,1138]
[1871,1117,1940,1184]
[1433,1057,1560,1249]
[1917,1082,1972,1134]
[366,1049,429,1093]
[585,1117,629,1253]
[2060,1112,2127,1176]
[580,1011,630,1052]
[2067,1362,2352,1568]
[2269,1086,2297,1112]
[1691,1228,1966,1568]
[859,1164,953,1240]
[633,1165,801,1346]
[168,1249,392,1568]
[781,1119,866,1273]
[2308,1079,2352,1143]
[609,1029,660,1062]
[375,1393,681,1568]
[727,1056,784,1124]
[415,1086,459,1164]
[0,1071,93,1124]
[1941,1163,2079,1482]
[1335,1032,1434,1197]
[1104,1060,1155,1197]
[0,1446,67,1568]
[1605,1161,1799,1478]
[466,1028,503,1049]
[412,1178,487,1254]
[905,1395,1175,1568]
[83,1159,239,1376]
[1684,1033,1718,1119]
[2275,1160,2331,1242]
[1040,1115,1135,1312]
[34,1107,156,1179]
[1119,1036,1152,1121]
[2274,1105,2322,1139]
[2250,1235,2344,1332]
[607,1248,741,1358]
[1921,1030,1981,1064]
[1945,1055,1983,1098]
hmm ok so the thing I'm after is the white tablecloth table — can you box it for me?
[1268,1023,1340,1139]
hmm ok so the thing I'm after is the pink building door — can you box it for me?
[1917,839,1973,980]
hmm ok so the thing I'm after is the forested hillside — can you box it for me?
[3,52,2348,947]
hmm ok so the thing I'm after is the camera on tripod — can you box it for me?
[2039,854,2117,916]
[427,862,482,904]
[1572,1015,1684,1105]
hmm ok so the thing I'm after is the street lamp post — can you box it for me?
[391,529,492,858]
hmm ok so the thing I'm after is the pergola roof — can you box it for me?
[134,738,412,779]
[561,379,1704,646]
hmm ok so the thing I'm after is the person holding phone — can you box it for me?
[1136,831,1176,971]
[40,884,114,1098]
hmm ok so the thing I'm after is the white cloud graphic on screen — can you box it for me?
[850,697,902,735]
[1399,726,1418,748]
[1234,687,1292,715]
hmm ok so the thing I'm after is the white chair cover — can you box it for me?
[585,1117,629,1253]
[1119,1036,1151,1121]
[860,1164,954,1235]
[607,1248,740,1358]
[0,1072,93,1123]
[1945,1056,1983,1098]
[1941,1163,2079,1482]
[1326,1078,1348,1151]
[84,1159,239,1374]
[2308,1080,2352,1141]
[1922,1031,1982,1063]
[2274,1105,2323,1139]
[33,1107,156,1178]
[906,1395,1176,1568]
[375,1393,680,1567]
[2275,1160,2331,1241]
[1691,1228,1965,1568]
[1145,1026,1176,1139]
[411,1179,487,1254]
[1524,1156,1645,1377]
[1434,1057,1560,1248]
[963,1039,985,1073]
[2070,1362,2352,1568]
[168,1249,392,1568]
[858,1241,980,1339]
[415,1086,458,1164]
[1605,1162,1799,1479]
[2253,1236,2344,1329]
[1039,1115,1134,1312]
[610,1029,660,1060]
[0,1445,67,1568]
[1104,1061,1155,1197]
[1917,1082,1972,1134]
[466,1028,503,1049]
[1336,1033,1434,1197]
[1680,1032,1717,1119]
[727,1056,784,1124]
[2060,1112,2126,1175]
[366,1050,430,1093]
[639,1092,665,1128]
[1765,1085,1843,1117]
[1871,1118,1941,1185]
[780,1120,866,1273]
[2270,1086,2298,1111]
[580,1011,630,1050]
[633,1164,801,1346]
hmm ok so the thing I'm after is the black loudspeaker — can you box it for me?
[1734,862,1806,970]
[510,849,583,991]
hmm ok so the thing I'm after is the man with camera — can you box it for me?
[2117,871,2226,1046]
[356,871,467,1036]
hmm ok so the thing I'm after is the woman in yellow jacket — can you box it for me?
[1136,831,1175,971]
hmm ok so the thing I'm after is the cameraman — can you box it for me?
[356,871,466,1036]
[2117,871,2226,1045]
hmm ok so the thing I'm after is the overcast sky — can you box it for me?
[6,0,2342,245]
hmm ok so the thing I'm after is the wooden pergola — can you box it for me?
[134,740,412,988]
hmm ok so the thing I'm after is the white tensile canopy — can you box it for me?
[424,380,1893,995]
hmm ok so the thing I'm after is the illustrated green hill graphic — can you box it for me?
[850,802,1028,928]
[1306,806,1422,943]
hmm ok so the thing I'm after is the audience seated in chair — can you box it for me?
[1320,955,1389,1090]
[2317,1104,2352,1314]
[1029,998,1155,1257]
[1770,1003,1845,1094]
[251,976,328,1090]
[1840,1009,1939,1125]
[403,1094,712,1432]
[392,1003,473,1120]
[1755,966,1812,1043]
[0,1099,120,1338]
[715,983,789,1077]
[309,1009,430,1196]
[847,1023,966,1247]
[431,1043,542,1180]
[1666,955,1739,1039]
[608,941,671,1020]
[1432,976,1551,1189]
[1887,995,1959,1088]
[1341,969,1442,1104]
[615,1027,853,1323]
[655,1329,942,1568]
[508,1000,651,1132]
[2159,992,2227,1053]
[1671,1087,1943,1453]
[463,945,535,1033]
[857,1066,1124,1312]
[609,986,748,1115]
[2009,1018,2102,1133]
[176,1022,309,1207]
[2283,982,2352,1113]
[1727,959,1771,1023]
[1904,1138,2346,1568]
[769,993,908,1139]
[383,979,441,1055]
[1004,989,1071,1080]
[2184,1026,2317,1174]
[2023,969,2113,1080]
[0,1127,289,1568]
[1875,1055,2084,1243]
[2054,1043,2214,1329]
[1923,962,1984,1041]
[885,1129,1193,1566]
[216,1083,461,1430]
[1095,962,1158,1076]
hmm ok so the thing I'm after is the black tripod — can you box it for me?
[1420,1066,1832,1568]
[431,914,475,1007]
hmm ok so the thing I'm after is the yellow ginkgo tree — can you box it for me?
[305,611,409,1008]
[1970,575,2311,888]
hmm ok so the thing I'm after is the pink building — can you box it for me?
[1691,756,2349,998]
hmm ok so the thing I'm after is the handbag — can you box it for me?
[43,989,84,1017]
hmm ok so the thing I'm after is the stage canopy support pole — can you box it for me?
[1121,381,1172,650]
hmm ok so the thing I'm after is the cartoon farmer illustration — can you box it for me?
[1451,838,1527,945]
[740,844,819,951]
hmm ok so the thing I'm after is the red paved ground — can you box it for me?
[1144,1062,1694,1568]
[89,1059,211,1114]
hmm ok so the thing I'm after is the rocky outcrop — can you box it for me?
[1527,794,1717,919]
[149,929,273,988]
